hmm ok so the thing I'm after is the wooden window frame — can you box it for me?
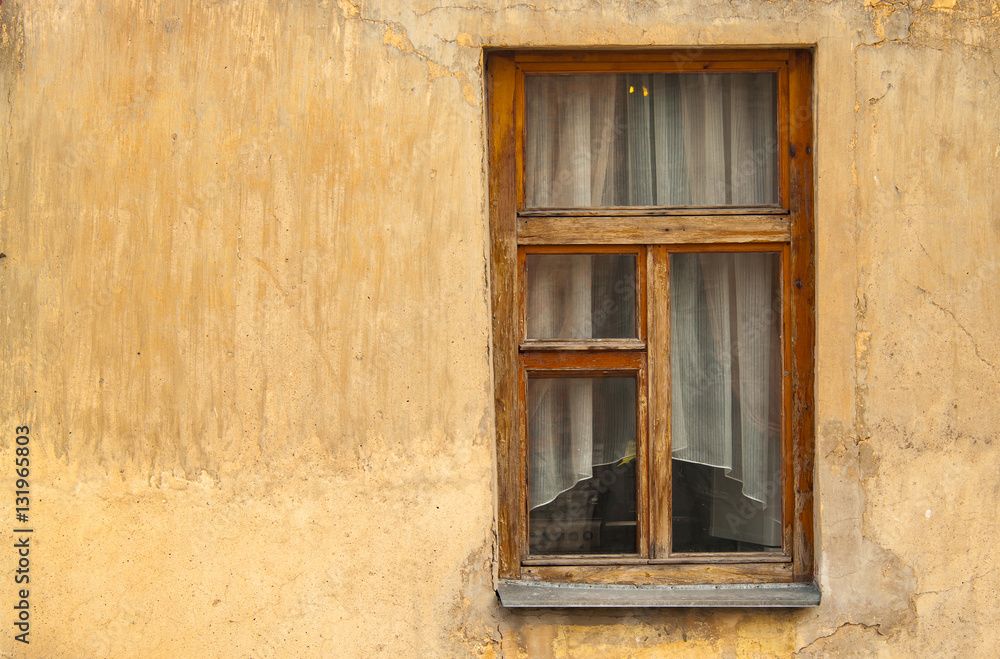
[487,49,816,607]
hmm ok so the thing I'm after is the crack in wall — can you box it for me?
[794,621,884,655]
[916,565,1000,597]
[915,285,999,373]
[903,214,934,263]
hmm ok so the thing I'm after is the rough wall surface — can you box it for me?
[0,0,997,656]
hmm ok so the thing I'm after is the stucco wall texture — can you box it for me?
[0,0,997,656]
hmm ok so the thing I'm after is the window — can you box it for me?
[487,50,817,607]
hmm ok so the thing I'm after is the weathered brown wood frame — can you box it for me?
[487,49,815,590]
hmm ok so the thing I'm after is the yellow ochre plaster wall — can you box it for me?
[1,0,998,656]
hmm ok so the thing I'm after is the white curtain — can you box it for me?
[669,254,781,501]
[528,378,635,509]
[524,74,780,539]
[525,72,777,207]
[670,252,781,546]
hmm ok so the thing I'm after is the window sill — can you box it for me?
[497,579,821,608]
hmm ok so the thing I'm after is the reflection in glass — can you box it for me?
[525,254,636,340]
[669,252,782,552]
[528,377,637,554]
[525,73,778,208]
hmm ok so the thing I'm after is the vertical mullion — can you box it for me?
[637,248,651,558]
[648,245,672,558]
[637,248,648,342]
[636,360,650,558]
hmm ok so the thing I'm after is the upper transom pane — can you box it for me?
[524,73,778,208]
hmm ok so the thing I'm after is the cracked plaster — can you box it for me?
[1,0,999,656]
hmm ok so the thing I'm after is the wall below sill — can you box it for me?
[497,580,821,608]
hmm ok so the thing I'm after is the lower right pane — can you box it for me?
[670,252,783,552]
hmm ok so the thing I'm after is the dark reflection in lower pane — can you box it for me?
[529,460,637,555]
[527,376,638,555]
[671,460,781,552]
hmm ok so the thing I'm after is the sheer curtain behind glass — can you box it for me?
[525,73,777,207]
[527,377,636,511]
[670,252,782,548]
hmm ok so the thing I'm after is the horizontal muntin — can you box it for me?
[520,339,646,351]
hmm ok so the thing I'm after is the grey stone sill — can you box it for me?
[497,579,821,608]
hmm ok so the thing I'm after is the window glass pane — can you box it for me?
[528,376,637,555]
[525,254,637,339]
[669,252,782,552]
[525,73,778,208]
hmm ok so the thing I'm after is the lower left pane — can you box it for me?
[527,376,638,555]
